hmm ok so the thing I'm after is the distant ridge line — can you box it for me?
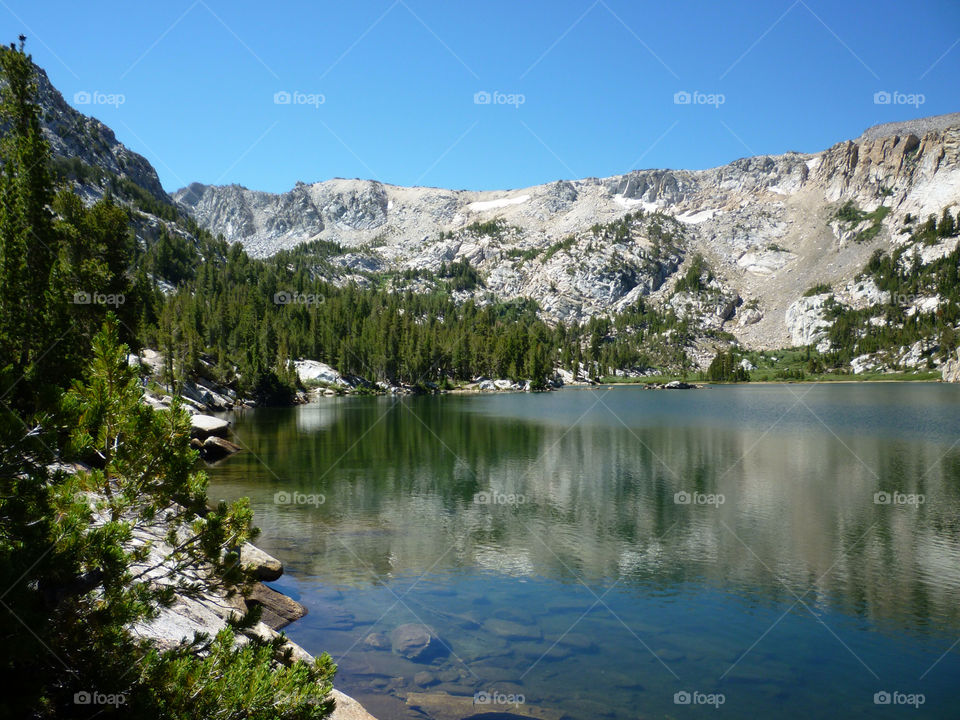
[858,112,960,142]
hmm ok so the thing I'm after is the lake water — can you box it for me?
[206,384,960,719]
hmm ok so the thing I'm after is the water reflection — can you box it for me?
[216,387,960,631]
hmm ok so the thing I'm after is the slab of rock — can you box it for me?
[295,359,346,386]
[555,633,598,652]
[484,618,543,641]
[202,435,242,460]
[785,294,832,347]
[738,307,763,326]
[246,582,307,630]
[413,671,438,687]
[190,414,230,439]
[512,641,572,662]
[144,395,171,412]
[330,689,378,720]
[240,542,283,581]
[181,378,235,411]
[390,623,445,662]
[363,632,391,650]
[405,691,563,720]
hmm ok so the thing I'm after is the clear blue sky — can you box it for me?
[5,1,958,193]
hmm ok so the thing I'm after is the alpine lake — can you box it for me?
[206,384,960,719]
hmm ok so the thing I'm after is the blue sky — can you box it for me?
[4,1,958,193]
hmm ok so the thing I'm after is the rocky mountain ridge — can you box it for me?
[22,63,170,206]
[22,54,960,366]
[173,115,960,350]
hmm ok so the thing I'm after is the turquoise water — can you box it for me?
[207,384,960,718]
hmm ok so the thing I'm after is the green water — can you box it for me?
[207,384,960,719]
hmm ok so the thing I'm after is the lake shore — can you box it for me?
[130,517,378,720]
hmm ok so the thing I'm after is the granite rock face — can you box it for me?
[942,349,960,382]
[170,115,960,349]
[785,294,833,348]
[5,62,169,207]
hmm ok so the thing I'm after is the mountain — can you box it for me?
[173,115,960,352]
[26,64,170,207]
[25,54,960,373]
[6,61,202,260]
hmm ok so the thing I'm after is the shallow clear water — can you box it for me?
[207,384,960,719]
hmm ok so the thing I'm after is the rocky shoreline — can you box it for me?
[296,357,702,398]
[124,352,378,718]
[129,516,377,720]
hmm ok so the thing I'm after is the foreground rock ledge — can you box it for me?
[130,519,376,719]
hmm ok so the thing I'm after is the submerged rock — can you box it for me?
[554,633,598,652]
[363,632,391,650]
[390,623,446,662]
[512,641,572,662]
[413,671,438,687]
[405,691,564,720]
[484,618,543,641]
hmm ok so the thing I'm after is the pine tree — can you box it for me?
[0,39,60,409]
[3,315,337,717]
[938,208,956,238]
